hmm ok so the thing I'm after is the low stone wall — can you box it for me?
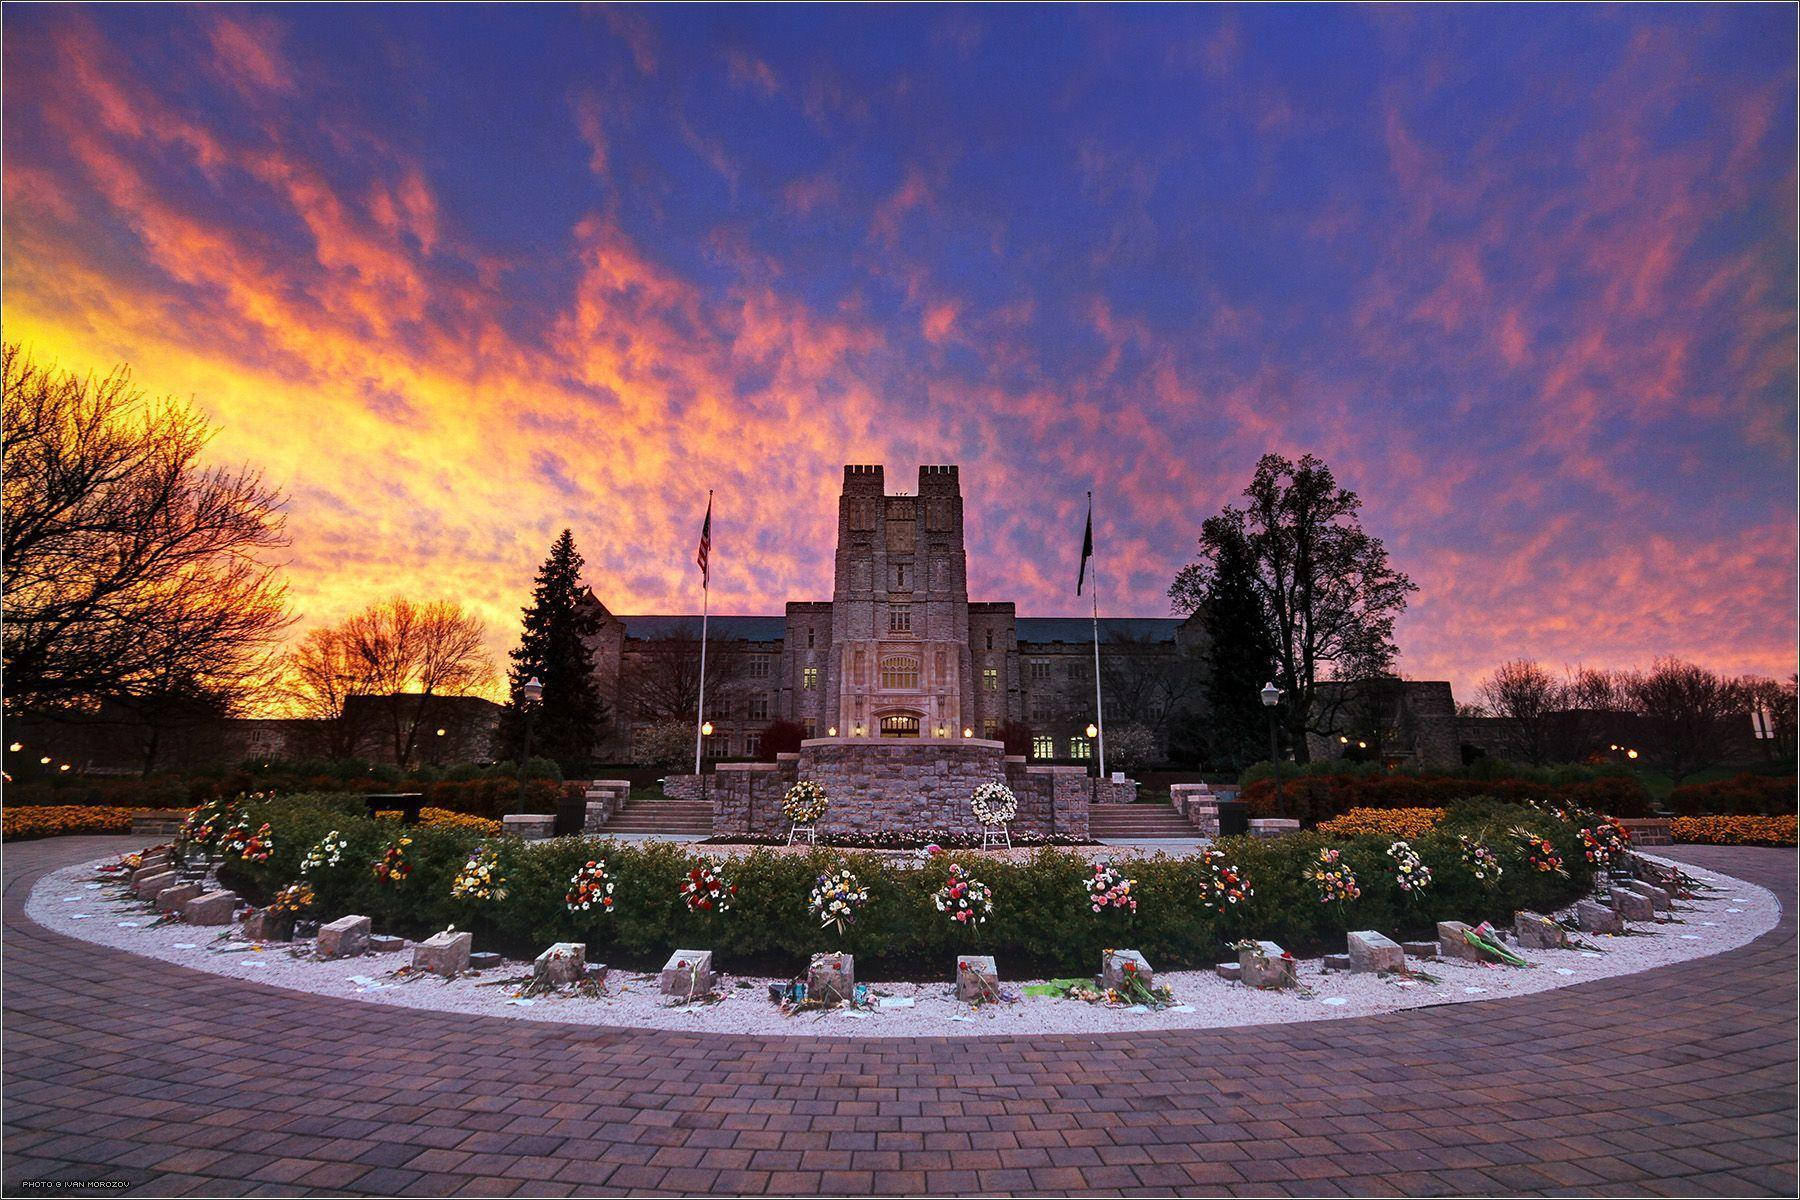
[699,739,1095,840]
[661,774,704,802]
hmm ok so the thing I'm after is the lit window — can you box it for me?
[889,606,911,633]
[803,667,818,691]
[1069,737,1091,759]
[881,714,921,737]
[1032,735,1055,759]
[983,668,998,692]
[881,657,920,690]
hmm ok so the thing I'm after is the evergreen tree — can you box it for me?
[501,530,608,770]
[1175,510,1278,771]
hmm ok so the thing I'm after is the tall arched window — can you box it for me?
[880,656,920,689]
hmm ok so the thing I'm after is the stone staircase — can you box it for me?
[1087,801,1199,840]
[594,797,715,837]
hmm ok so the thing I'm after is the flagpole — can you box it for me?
[694,490,712,777]
[1089,490,1106,780]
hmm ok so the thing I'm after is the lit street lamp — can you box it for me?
[1261,681,1283,814]
[516,676,543,815]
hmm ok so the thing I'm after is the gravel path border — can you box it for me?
[26,852,1779,1040]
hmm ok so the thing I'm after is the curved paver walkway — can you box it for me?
[4,837,1794,1197]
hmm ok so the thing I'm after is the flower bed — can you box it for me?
[1,805,138,841]
[1240,771,1650,823]
[1668,814,1797,846]
[204,791,1596,978]
[1316,807,1445,839]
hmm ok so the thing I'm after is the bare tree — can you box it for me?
[343,597,494,768]
[283,625,374,759]
[3,344,290,716]
[1623,659,1749,784]
[1478,659,1564,765]
[1741,674,1797,761]
[619,634,746,722]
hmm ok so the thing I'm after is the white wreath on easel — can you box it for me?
[971,782,1018,850]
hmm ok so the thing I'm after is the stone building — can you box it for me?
[579,464,1207,764]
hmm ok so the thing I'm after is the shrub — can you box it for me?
[207,793,1592,978]
[1667,774,1797,817]
[2,805,138,841]
[1240,770,1651,824]
[1668,815,1796,846]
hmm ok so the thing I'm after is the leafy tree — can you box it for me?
[1173,510,1277,770]
[501,530,609,770]
[1103,724,1159,775]
[629,718,694,768]
[1172,453,1415,764]
[2,343,289,717]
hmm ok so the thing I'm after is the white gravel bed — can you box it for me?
[26,854,1780,1040]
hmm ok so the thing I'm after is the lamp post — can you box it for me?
[700,721,713,804]
[516,676,542,814]
[1261,681,1283,814]
[1086,722,1100,804]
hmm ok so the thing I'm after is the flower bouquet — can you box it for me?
[270,881,315,916]
[808,868,868,937]
[1511,827,1567,876]
[1386,840,1431,895]
[1085,862,1137,914]
[1305,847,1361,903]
[566,859,615,913]
[1457,834,1503,885]
[1100,952,1175,1009]
[680,862,736,913]
[371,836,413,885]
[300,830,347,875]
[1193,849,1252,913]
[1580,817,1631,872]
[782,781,829,845]
[932,863,993,927]
[451,844,507,902]
[220,817,274,863]
[177,796,242,858]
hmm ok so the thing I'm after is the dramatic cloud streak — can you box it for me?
[4,5,1793,699]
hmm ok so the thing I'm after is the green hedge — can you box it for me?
[6,775,580,818]
[209,793,1593,979]
[1239,770,1651,824]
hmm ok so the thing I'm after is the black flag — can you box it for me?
[1077,494,1093,595]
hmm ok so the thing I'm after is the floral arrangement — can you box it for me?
[1580,818,1631,869]
[1098,951,1176,1008]
[566,859,615,913]
[371,836,413,885]
[3,806,139,842]
[781,781,830,825]
[808,869,869,935]
[1512,828,1567,876]
[451,844,507,902]
[219,816,274,863]
[1386,840,1431,894]
[269,882,315,915]
[1457,834,1503,886]
[1192,848,1252,913]
[1085,862,1137,914]
[969,782,1018,827]
[932,863,993,926]
[1305,846,1361,903]
[680,862,736,913]
[177,795,243,851]
[300,830,347,875]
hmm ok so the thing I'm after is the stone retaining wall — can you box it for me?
[696,738,1100,839]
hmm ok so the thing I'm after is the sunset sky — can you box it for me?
[4,4,1794,699]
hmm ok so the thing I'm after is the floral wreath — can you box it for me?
[1387,840,1432,894]
[371,836,413,885]
[969,782,1018,827]
[1194,848,1252,913]
[782,780,830,825]
[1305,846,1361,904]
[220,816,274,863]
[1085,862,1137,914]
[1458,834,1503,886]
[1511,827,1568,876]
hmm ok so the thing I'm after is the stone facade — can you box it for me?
[688,740,1105,839]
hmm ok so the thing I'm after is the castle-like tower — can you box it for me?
[818,464,976,739]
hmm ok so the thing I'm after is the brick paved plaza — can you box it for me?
[2,836,1794,1196]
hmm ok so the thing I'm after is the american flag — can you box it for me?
[696,492,712,587]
